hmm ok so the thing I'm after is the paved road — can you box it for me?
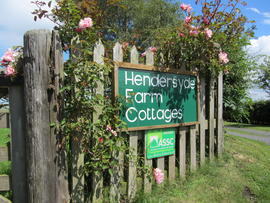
[225,127,270,145]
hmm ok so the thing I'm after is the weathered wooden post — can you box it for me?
[23,29,69,203]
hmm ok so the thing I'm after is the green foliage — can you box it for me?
[0,128,10,147]
[223,37,255,123]
[257,56,270,96]
[249,100,270,125]
[154,0,254,76]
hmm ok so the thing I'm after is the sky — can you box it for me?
[0,0,270,100]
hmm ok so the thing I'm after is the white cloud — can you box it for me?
[248,8,260,14]
[0,0,54,48]
[246,35,270,56]
[263,19,270,24]
[249,88,269,101]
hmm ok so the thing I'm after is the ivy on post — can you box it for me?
[143,49,154,191]
[91,39,105,202]
[110,42,124,202]
[127,45,139,199]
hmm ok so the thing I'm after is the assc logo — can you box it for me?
[149,135,174,148]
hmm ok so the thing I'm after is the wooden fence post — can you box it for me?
[23,29,69,203]
[24,29,54,203]
[217,72,224,156]
[110,42,124,202]
[9,85,27,203]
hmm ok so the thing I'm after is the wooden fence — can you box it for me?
[1,29,223,203]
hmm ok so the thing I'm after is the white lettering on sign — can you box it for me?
[124,71,195,93]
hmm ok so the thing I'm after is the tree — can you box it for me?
[257,56,270,97]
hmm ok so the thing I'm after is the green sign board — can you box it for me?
[146,128,175,159]
[116,64,198,130]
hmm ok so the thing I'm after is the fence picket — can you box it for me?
[142,50,155,191]
[110,42,124,202]
[190,125,197,171]
[128,132,139,199]
[127,46,139,199]
[208,78,215,161]
[217,72,224,156]
[179,127,186,178]
[0,175,10,191]
[91,39,105,202]
[199,76,206,165]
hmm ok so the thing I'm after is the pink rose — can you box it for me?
[111,130,117,136]
[141,52,146,57]
[122,42,129,49]
[204,28,213,39]
[106,125,112,132]
[78,17,93,29]
[224,69,229,74]
[179,33,185,37]
[180,3,192,13]
[185,16,192,24]
[153,168,164,184]
[203,17,210,25]
[2,50,15,62]
[5,65,16,76]
[98,137,104,143]
[149,47,157,52]
[219,51,229,64]
[189,30,199,36]
[75,28,83,33]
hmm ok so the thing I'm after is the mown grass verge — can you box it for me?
[134,134,270,203]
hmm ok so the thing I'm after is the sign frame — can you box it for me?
[113,62,199,131]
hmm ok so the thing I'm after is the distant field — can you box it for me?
[225,121,270,132]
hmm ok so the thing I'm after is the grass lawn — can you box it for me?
[134,134,270,203]
[225,121,270,132]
